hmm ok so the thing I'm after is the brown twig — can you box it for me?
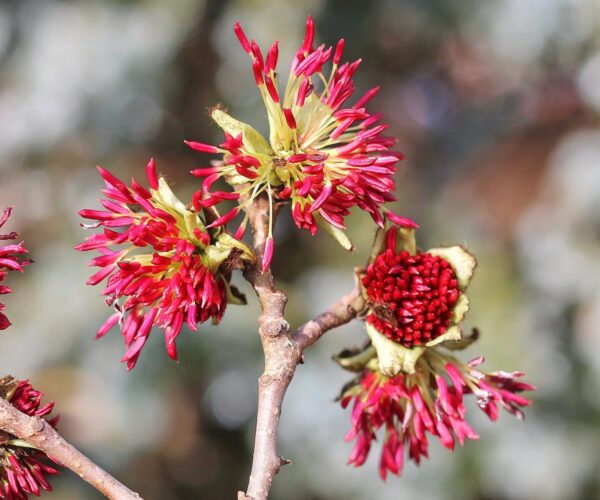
[294,275,365,351]
[0,398,142,500]
[238,196,365,500]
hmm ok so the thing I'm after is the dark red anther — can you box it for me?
[283,108,297,129]
[303,15,315,54]
[265,41,279,72]
[253,59,264,86]
[234,22,251,53]
[265,75,280,103]
[334,38,345,65]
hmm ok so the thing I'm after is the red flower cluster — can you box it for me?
[341,355,534,479]
[363,232,460,347]
[0,378,60,499]
[0,208,30,331]
[77,160,249,369]
[187,16,416,270]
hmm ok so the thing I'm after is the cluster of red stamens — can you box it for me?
[0,208,30,331]
[1,379,60,499]
[76,160,232,369]
[341,356,534,479]
[362,236,460,347]
[187,16,417,270]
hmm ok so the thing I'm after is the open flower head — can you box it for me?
[361,226,476,375]
[186,16,417,270]
[77,159,254,369]
[336,349,534,479]
[0,208,31,331]
[0,376,60,499]
[334,226,534,478]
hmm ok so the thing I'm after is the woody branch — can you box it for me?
[0,398,141,500]
[238,196,365,500]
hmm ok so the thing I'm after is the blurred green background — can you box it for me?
[1,0,600,498]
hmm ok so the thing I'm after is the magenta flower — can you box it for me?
[334,225,534,478]
[0,208,31,331]
[357,226,477,376]
[0,377,60,498]
[339,354,534,479]
[77,159,253,369]
[186,16,417,270]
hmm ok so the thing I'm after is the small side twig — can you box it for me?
[294,278,365,351]
[239,196,365,500]
[0,398,142,500]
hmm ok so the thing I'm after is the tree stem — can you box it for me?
[0,398,142,500]
[238,196,364,499]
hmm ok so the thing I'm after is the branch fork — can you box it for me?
[0,193,363,500]
[238,196,366,500]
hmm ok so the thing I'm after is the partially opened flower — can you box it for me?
[0,208,31,331]
[0,376,60,498]
[77,159,254,369]
[333,226,534,478]
[336,349,534,479]
[186,16,417,270]
[361,225,476,375]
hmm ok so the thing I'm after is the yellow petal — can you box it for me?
[398,227,417,255]
[217,233,255,261]
[369,226,417,264]
[205,232,256,272]
[314,213,353,251]
[427,245,476,290]
[366,322,425,375]
[155,177,188,214]
[226,173,254,186]
[451,293,470,324]
[184,212,206,241]
[369,227,386,264]
[442,327,480,351]
[332,345,377,372]
[211,109,272,156]
[425,325,463,347]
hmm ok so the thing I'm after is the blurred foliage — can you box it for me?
[1,0,600,498]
